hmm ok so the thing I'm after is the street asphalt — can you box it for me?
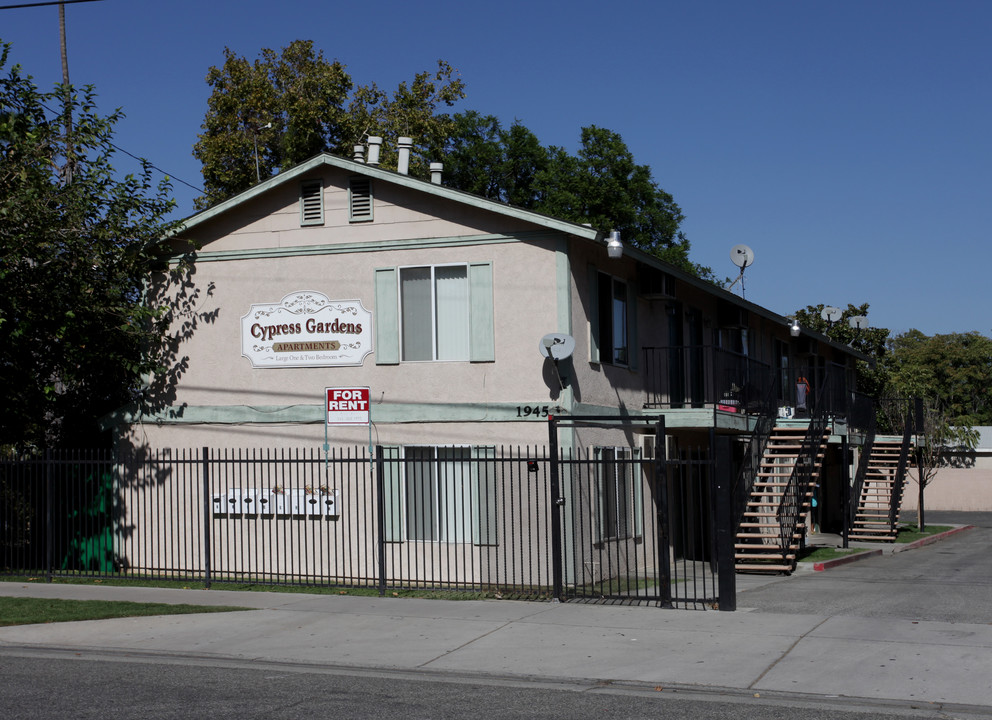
[1,514,990,716]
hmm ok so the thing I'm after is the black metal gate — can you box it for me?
[547,415,736,610]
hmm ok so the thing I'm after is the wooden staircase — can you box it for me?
[849,440,907,541]
[735,425,829,573]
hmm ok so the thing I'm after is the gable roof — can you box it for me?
[178,152,870,363]
[179,152,602,243]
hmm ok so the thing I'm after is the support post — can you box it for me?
[45,449,53,583]
[712,434,737,611]
[375,445,387,597]
[654,418,672,607]
[201,447,212,589]
[841,435,850,548]
[547,415,564,603]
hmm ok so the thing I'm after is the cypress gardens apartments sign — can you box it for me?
[241,291,373,368]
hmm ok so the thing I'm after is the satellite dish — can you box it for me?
[539,333,575,361]
[730,244,755,269]
[821,306,842,323]
[848,315,868,330]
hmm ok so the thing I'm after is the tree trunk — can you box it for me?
[59,3,74,183]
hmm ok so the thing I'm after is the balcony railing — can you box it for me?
[643,347,859,426]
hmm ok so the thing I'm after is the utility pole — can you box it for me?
[0,0,106,182]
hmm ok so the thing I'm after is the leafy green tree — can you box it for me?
[193,41,465,208]
[884,330,990,529]
[0,43,186,450]
[792,303,890,397]
[444,117,710,277]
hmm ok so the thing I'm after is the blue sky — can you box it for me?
[3,0,990,336]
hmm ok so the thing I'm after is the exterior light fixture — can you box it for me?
[789,318,801,337]
[606,230,623,259]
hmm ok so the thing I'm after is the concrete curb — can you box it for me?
[891,524,974,553]
[810,525,974,570]
[812,548,882,571]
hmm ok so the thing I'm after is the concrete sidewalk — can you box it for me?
[2,579,991,713]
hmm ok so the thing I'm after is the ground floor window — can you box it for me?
[381,445,497,545]
[403,446,472,542]
[595,447,643,542]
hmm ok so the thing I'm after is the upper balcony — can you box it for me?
[641,346,870,434]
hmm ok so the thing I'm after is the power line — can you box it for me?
[0,1,105,10]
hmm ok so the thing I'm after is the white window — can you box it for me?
[380,445,498,545]
[595,447,643,542]
[374,263,494,365]
[400,265,470,361]
[403,446,472,542]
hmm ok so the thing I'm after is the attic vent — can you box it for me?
[300,180,324,226]
[349,176,373,223]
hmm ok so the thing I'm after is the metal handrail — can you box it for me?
[889,413,914,531]
[849,410,877,529]
[776,411,828,564]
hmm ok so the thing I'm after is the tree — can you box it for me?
[886,330,990,529]
[0,43,185,451]
[193,41,465,208]
[792,303,890,397]
[444,117,712,278]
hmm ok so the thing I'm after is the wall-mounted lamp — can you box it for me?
[606,230,623,259]
[789,318,801,337]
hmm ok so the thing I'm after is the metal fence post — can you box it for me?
[654,418,672,607]
[547,415,564,603]
[841,435,850,549]
[201,447,212,589]
[375,445,387,597]
[45,450,53,583]
[712,434,737,611]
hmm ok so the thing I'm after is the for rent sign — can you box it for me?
[325,386,371,426]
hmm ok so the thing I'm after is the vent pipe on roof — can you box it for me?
[366,136,382,166]
[397,136,413,175]
[430,162,443,185]
[353,144,365,163]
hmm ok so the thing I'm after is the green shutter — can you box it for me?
[374,268,399,365]
[380,446,403,542]
[468,262,495,362]
[472,446,498,545]
[588,265,600,363]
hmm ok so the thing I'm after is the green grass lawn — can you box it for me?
[0,596,250,627]
[796,546,865,563]
[895,524,952,543]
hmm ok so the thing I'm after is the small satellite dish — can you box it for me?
[821,306,842,323]
[730,244,755,269]
[539,333,575,361]
[848,315,868,330]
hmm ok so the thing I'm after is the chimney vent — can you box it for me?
[366,136,382,166]
[397,136,413,175]
[352,145,365,163]
[430,162,443,185]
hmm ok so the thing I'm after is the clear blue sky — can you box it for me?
[3,0,990,337]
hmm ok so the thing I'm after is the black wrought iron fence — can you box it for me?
[1,442,735,610]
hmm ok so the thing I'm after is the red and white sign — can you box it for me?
[325,386,370,426]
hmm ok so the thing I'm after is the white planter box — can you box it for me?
[289,489,308,516]
[240,489,260,516]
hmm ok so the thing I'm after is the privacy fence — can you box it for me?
[2,430,737,610]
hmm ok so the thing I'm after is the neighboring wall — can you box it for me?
[901,428,992,512]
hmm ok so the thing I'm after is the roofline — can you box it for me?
[176,153,601,243]
[178,154,869,364]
